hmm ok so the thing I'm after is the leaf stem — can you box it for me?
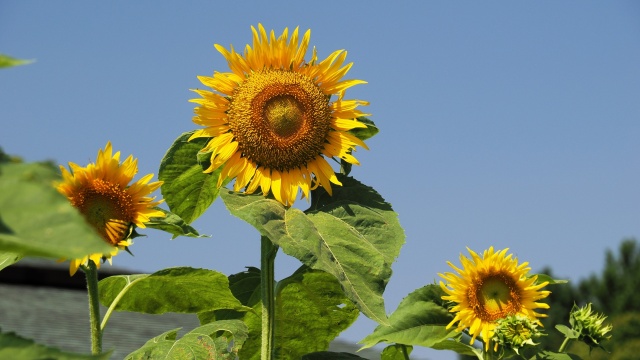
[260,236,278,360]
[83,261,102,355]
[101,277,144,330]
[558,337,571,352]
[401,344,411,360]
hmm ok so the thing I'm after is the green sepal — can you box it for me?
[350,116,379,142]
[144,207,206,239]
[124,321,248,360]
[0,329,111,360]
[0,161,114,260]
[533,273,569,285]
[98,267,250,314]
[158,131,226,224]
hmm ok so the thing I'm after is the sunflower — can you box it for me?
[438,247,550,350]
[190,24,370,206]
[57,142,164,276]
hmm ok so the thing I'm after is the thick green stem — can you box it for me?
[261,236,278,360]
[558,337,571,353]
[400,344,411,360]
[83,261,102,355]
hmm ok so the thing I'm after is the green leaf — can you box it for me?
[125,321,248,360]
[145,207,206,239]
[99,267,250,314]
[555,324,580,339]
[220,175,404,325]
[350,117,379,142]
[0,330,110,359]
[0,252,22,271]
[359,285,456,350]
[381,344,413,360]
[0,162,114,259]
[159,131,224,224]
[302,352,369,360]
[0,54,34,68]
[529,350,583,360]
[200,267,262,324]
[430,339,479,357]
[236,266,360,360]
[533,273,569,285]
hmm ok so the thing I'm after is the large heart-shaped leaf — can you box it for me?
[220,175,404,325]
[216,266,360,360]
[158,131,223,224]
[0,162,114,259]
[99,267,249,314]
[359,285,456,349]
[125,321,248,360]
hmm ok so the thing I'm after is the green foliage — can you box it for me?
[302,352,369,359]
[220,175,404,325]
[360,285,457,350]
[125,321,248,360]
[534,273,569,285]
[158,131,225,224]
[529,351,583,359]
[0,161,114,260]
[381,344,413,359]
[579,238,640,315]
[540,239,640,359]
[350,117,379,142]
[0,252,22,271]
[98,267,250,314]
[219,266,360,360]
[0,54,34,68]
[0,329,110,360]
[144,207,205,239]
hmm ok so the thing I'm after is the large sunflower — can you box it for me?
[57,142,164,276]
[438,247,550,350]
[190,24,370,206]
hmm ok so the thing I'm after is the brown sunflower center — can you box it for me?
[72,179,135,245]
[469,273,522,322]
[228,69,332,171]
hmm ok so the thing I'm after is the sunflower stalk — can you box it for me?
[83,261,102,355]
[558,337,571,353]
[260,236,278,360]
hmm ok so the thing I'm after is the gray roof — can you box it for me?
[0,259,381,359]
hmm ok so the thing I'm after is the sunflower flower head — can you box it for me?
[57,142,164,276]
[569,303,612,350]
[190,24,370,206]
[438,247,551,350]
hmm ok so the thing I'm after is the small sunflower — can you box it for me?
[190,24,370,206]
[57,142,164,276]
[438,247,550,350]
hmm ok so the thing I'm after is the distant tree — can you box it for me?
[578,239,640,315]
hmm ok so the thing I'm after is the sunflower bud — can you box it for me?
[491,315,543,354]
[569,303,612,349]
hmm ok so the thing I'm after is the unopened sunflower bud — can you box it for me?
[491,315,543,354]
[569,303,612,349]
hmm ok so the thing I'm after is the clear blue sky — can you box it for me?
[2,2,639,359]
